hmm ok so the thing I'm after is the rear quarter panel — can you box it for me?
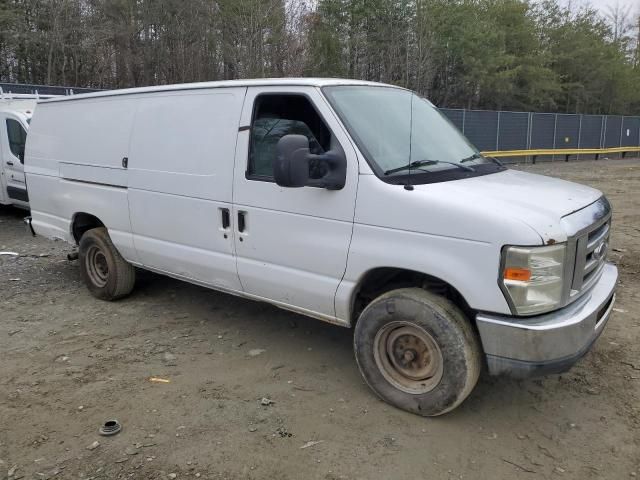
[25,97,137,261]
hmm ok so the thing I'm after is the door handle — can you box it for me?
[6,161,13,166]
[220,208,230,229]
[237,211,246,233]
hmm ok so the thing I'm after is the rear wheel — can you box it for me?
[79,227,135,300]
[354,288,482,416]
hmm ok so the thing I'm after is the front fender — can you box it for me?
[335,223,512,325]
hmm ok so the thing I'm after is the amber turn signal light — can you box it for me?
[504,267,532,282]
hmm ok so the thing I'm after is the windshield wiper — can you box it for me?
[384,159,475,176]
[460,153,482,163]
[461,152,504,167]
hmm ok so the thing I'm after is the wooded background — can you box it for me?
[1,0,639,114]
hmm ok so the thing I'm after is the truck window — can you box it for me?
[6,119,27,163]
[248,94,331,180]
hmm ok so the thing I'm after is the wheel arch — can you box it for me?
[349,267,475,327]
[71,212,105,244]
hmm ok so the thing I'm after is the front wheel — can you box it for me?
[78,227,136,301]
[354,288,482,416]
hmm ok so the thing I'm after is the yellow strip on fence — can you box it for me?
[481,146,640,161]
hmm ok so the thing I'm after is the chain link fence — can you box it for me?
[441,108,640,163]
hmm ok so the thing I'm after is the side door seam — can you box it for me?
[314,88,363,323]
[230,87,250,291]
[124,101,142,262]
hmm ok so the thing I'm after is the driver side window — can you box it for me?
[6,119,27,163]
[247,94,331,180]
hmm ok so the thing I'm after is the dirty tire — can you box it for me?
[354,288,482,416]
[78,227,135,301]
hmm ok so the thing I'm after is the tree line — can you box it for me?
[1,0,639,114]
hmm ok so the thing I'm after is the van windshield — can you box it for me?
[322,86,504,184]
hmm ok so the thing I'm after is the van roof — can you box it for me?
[39,78,401,103]
[0,97,41,115]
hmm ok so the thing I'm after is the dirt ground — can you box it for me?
[1,159,639,480]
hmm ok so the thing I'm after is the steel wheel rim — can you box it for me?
[86,245,109,287]
[373,321,444,394]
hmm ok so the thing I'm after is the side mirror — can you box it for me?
[275,134,347,190]
[274,135,310,188]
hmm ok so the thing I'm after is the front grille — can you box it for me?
[571,218,610,296]
[560,197,612,307]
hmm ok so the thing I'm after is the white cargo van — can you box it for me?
[24,79,617,416]
[0,94,41,208]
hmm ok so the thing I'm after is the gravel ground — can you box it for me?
[1,159,639,480]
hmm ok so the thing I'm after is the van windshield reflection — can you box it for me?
[323,85,501,182]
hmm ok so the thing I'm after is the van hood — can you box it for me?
[414,169,603,243]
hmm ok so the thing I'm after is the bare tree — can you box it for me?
[606,1,634,42]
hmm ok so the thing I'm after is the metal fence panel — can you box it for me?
[464,110,499,151]
[530,113,555,149]
[437,107,640,161]
[555,115,580,149]
[604,116,623,148]
[441,108,464,132]
[622,117,640,147]
[579,115,603,149]
[498,112,529,151]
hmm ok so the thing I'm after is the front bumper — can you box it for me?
[476,263,618,378]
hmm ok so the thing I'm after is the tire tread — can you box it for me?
[354,288,482,416]
[79,227,135,301]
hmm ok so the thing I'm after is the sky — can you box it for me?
[582,0,638,14]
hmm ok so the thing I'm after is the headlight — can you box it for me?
[500,244,566,315]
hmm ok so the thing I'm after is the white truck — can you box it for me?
[0,94,40,209]
[24,79,618,416]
